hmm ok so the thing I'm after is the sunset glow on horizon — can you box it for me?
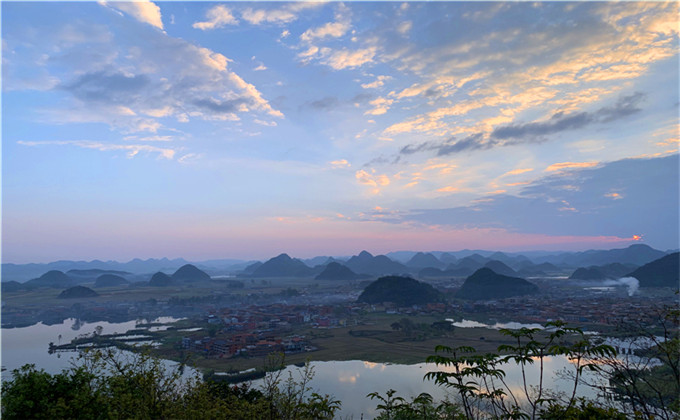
[2,1,678,263]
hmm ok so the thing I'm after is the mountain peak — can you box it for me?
[171,264,211,282]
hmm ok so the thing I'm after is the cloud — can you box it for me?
[605,192,624,200]
[400,133,490,156]
[403,155,679,248]
[502,168,534,177]
[361,75,392,89]
[241,2,322,26]
[193,5,238,30]
[395,93,647,159]
[330,159,351,169]
[322,47,376,70]
[364,97,393,116]
[545,161,599,172]
[356,169,390,194]
[226,72,284,118]
[17,140,175,159]
[254,119,277,127]
[123,135,173,142]
[309,96,340,110]
[101,0,163,30]
[59,71,150,104]
[300,21,350,43]
[192,97,246,115]
[22,16,283,133]
[437,186,458,192]
[177,153,202,164]
[396,21,412,35]
[492,93,645,140]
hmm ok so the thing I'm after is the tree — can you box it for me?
[580,304,680,419]
[1,349,340,420]
[259,353,340,420]
[423,321,616,419]
[1,364,103,420]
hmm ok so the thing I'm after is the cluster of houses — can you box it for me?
[178,301,452,358]
[453,294,673,328]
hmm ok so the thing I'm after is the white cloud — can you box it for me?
[100,0,163,30]
[28,17,283,129]
[300,21,350,43]
[123,135,173,142]
[297,46,320,62]
[356,169,390,194]
[322,47,376,70]
[196,47,230,71]
[364,97,393,116]
[241,2,322,26]
[361,75,391,89]
[193,5,238,30]
[227,72,284,118]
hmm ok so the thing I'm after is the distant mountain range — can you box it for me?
[3,244,673,282]
[1,257,250,282]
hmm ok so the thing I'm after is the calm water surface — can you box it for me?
[1,317,184,377]
[248,357,598,419]
[2,318,601,419]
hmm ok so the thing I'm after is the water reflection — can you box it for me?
[248,357,598,419]
[1,317,185,378]
[447,319,545,330]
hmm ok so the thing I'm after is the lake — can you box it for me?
[1,317,185,377]
[247,357,599,419]
[2,318,601,419]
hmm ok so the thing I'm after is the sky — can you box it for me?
[2,1,679,263]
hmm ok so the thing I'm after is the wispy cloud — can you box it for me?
[242,2,322,26]
[330,159,351,169]
[491,92,645,140]
[18,140,175,159]
[300,20,350,43]
[545,161,599,172]
[394,93,646,158]
[501,168,534,177]
[361,75,391,89]
[322,47,376,70]
[193,5,238,30]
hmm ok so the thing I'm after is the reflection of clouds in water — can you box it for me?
[259,358,601,418]
[447,319,544,330]
[338,373,358,384]
[1,317,189,377]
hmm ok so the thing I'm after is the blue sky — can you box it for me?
[2,1,678,263]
